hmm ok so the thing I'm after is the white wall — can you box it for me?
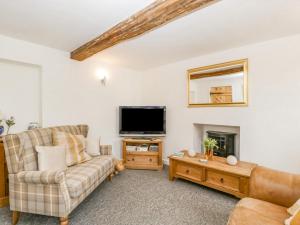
[0,35,143,158]
[140,34,300,173]
[0,34,73,126]
[0,59,41,133]
[1,33,300,173]
[68,59,143,158]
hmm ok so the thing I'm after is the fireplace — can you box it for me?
[193,124,240,159]
[207,131,236,157]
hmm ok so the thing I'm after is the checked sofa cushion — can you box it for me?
[65,155,114,198]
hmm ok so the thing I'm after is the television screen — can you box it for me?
[119,106,166,135]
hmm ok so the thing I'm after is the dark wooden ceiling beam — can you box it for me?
[71,0,217,61]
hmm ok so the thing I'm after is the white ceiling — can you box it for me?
[0,0,153,51]
[0,0,300,70]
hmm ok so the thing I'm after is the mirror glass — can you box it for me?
[188,59,248,107]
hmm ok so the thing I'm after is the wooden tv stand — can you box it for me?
[122,138,163,170]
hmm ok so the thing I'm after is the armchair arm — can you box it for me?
[17,170,65,185]
[100,145,112,155]
[249,166,300,207]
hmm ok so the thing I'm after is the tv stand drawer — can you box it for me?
[126,155,158,166]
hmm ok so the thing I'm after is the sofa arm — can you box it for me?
[249,166,300,207]
[17,170,65,185]
[100,145,112,155]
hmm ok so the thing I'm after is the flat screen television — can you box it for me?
[119,106,166,136]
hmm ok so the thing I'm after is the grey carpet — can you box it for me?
[0,168,238,225]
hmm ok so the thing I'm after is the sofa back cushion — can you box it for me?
[249,166,300,208]
[3,128,52,173]
[53,131,91,166]
[21,128,53,171]
[3,124,88,174]
[51,125,89,138]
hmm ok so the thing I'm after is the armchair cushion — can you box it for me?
[285,209,300,225]
[288,199,300,215]
[249,166,300,207]
[17,170,65,184]
[227,198,289,225]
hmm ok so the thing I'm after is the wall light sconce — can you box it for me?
[96,68,109,86]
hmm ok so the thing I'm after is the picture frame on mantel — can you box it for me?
[187,59,248,107]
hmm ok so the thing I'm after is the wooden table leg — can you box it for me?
[107,173,113,181]
[60,216,69,225]
[169,159,175,181]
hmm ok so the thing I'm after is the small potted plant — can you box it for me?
[5,116,15,135]
[203,138,218,160]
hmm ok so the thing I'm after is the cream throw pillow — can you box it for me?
[288,199,300,215]
[285,209,300,225]
[86,137,100,156]
[36,146,67,171]
[53,131,91,166]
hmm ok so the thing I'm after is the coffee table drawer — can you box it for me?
[175,162,203,182]
[206,170,239,192]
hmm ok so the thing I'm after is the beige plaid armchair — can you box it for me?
[2,125,115,225]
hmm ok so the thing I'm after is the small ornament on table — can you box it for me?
[226,155,238,166]
[188,149,196,157]
[173,151,185,158]
[28,122,40,130]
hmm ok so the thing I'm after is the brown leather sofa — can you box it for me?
[227,166,300,225]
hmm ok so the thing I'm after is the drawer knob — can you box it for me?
[220,178,224,183]
[149,158,152,162]
[186,169,190,174]
[132,158,135,161]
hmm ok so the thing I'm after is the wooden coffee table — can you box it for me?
[169,151,257,198]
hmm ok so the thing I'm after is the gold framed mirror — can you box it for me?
[187,59,248,107]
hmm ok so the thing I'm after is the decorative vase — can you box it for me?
[0,125,4,136]
[28,122,40,130]
[205,148,214,160]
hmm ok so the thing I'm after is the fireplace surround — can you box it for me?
[193,123,240,159]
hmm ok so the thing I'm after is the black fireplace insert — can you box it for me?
[207,131,236,158]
